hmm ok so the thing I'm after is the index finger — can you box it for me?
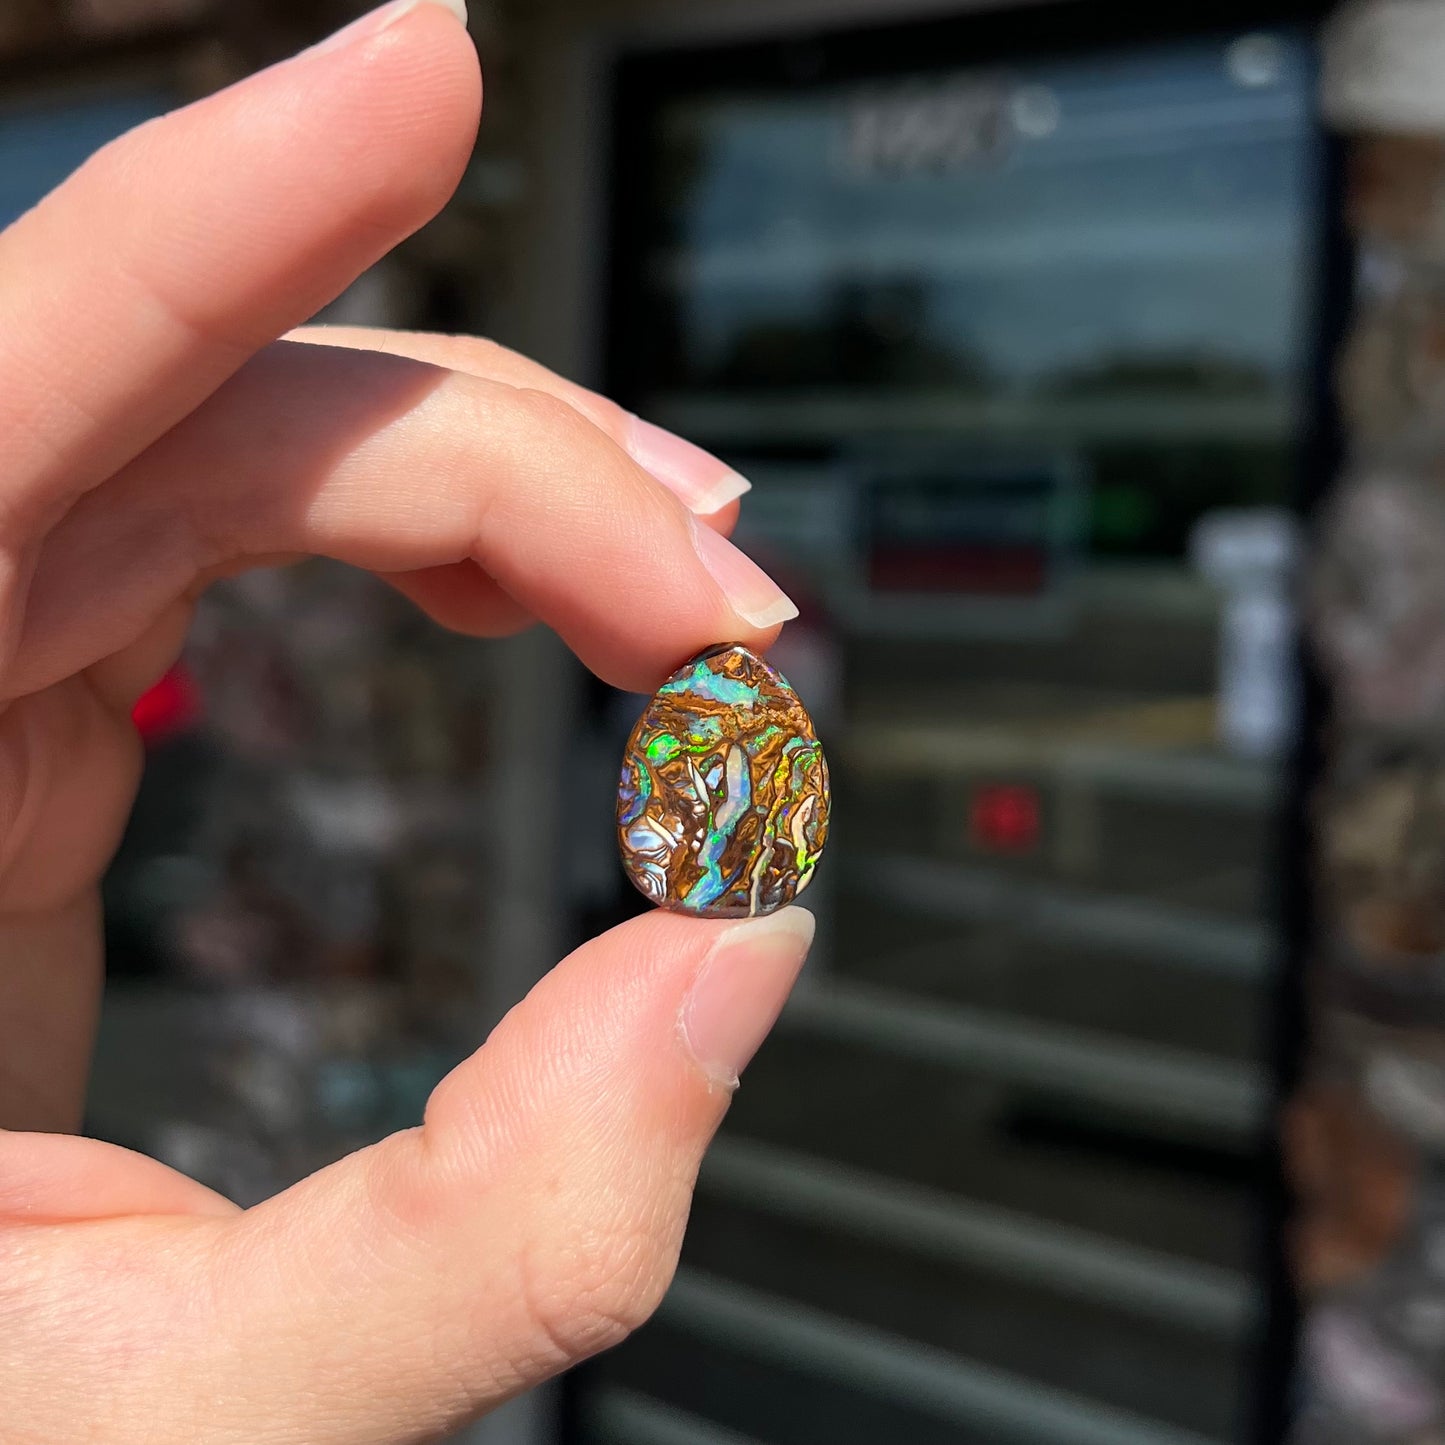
[293,325,752,524]
[0,0,478,546]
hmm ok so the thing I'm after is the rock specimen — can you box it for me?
[617,643,829,917]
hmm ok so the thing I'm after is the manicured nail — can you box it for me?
[308,0,467,57]
[680,908,815,1088]
[627,416,751,516]
[690,517,798,630]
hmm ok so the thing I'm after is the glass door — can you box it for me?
[575,11,1327,1445]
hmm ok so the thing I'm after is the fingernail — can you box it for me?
[627,416,751,516]
[690,517,799,630]
[308,0,468,57]
[680,908,815,1088]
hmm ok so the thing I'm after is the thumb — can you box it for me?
[200,906,813,1444]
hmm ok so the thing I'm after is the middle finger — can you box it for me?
[18,341,796,699]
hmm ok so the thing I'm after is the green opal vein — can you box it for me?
[617,643,830,918]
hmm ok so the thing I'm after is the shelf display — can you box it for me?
[1299,2,1445,1439]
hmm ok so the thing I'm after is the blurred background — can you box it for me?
[10,0,1445,1441]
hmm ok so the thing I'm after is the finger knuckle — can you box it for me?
[500,385,630,496]
[499,386,658,522]
[451,335,514,374]
[508,384,597,447]
[518,1218,678,1367]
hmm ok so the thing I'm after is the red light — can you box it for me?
[970,783,1040,854]
[131,664,202,745]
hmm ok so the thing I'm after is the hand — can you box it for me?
[0,4,813,1440]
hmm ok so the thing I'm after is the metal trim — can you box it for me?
[659,1269,1224,1445]
[781,980,1265,1136]
[698,1136,1254,1337]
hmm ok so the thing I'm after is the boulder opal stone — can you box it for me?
[617,643,830,918]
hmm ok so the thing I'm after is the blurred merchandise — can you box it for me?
[1319,748,1445,967]
[131,663,204,745]
[1313,473,1445,726]
[1346,133,1445,254]
[1339,271,1445,445]
[1284,1080,1416,1295]
[1299,2,1445,1440]
[97,560,503,1199]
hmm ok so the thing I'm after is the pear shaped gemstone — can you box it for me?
[617,643,830,918]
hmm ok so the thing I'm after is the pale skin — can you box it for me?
[0,4,817,1440]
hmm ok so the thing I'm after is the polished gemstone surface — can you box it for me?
[617,643,830,917]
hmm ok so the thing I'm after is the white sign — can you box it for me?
[845,77,1008,176]
[1190,507,1300,758]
